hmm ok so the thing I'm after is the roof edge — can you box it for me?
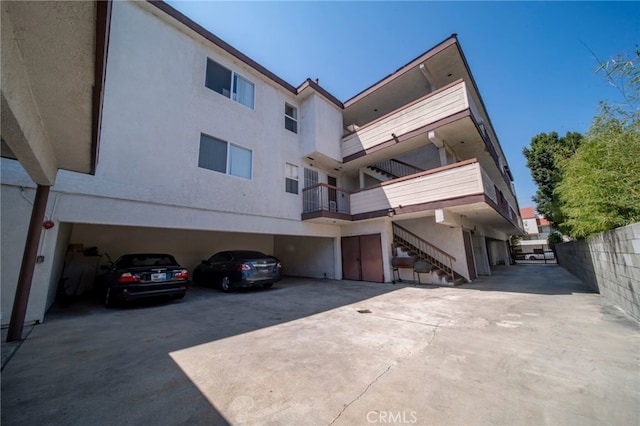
[296,78,344,109]
[343,33,459,108]
[147,0,298,94]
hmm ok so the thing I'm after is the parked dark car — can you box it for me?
[96,253,188,307]
[192,250,282,292]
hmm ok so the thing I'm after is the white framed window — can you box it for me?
[285,163,299,194]
[199,133,252,179]
[285,103,297,133]
[205,58,255,109]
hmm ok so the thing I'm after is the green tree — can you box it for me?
[522,131,583,224]
[554,48,640,238]
[555,107,640,238]
[595,47,640,121]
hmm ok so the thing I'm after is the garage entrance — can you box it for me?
[341,234,384,282]
[51,223,337,310]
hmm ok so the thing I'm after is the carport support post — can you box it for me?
[7,185,50,342]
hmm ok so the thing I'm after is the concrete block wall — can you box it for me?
[555,223,640,322]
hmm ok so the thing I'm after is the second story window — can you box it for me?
[205,58,255,109]
[285,163,299,194]
[285,103,297,133]
[199,133,252,180]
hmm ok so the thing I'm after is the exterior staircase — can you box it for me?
[392,223,466,286]
[369,159,424,180]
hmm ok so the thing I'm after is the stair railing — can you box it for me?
[370,159,423,179]
[392,222,456,282]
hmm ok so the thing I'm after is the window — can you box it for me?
[199,134,252,179]
[304,168,318,188]
[205,58,255,109]
[285,103,297,133]
[303,168,319,212]
[285,163,299,194]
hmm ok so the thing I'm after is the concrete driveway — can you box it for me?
[2,265,639,425]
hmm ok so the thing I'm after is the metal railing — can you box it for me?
[392,223,456,282]
[370,159,424,179]
[302,184,350,214]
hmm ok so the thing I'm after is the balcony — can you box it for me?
[301,184,352,222]
[302,159,522,233]
[342,79,472,161]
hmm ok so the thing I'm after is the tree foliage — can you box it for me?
[555,107,640,238]
[522,131,583,224]
[595,47,640,121]
[523,48,640,239]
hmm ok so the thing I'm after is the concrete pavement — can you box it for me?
[2,265,639,425]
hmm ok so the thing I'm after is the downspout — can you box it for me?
[7,185,50,342]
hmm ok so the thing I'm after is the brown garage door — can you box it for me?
[341,234,384,283]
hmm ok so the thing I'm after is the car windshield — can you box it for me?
[116,254,178,268]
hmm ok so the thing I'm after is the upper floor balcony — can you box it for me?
[342,79,474,158]
[341,79,514,197]
[302,159,522,235]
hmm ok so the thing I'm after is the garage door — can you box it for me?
[341,234,384,283]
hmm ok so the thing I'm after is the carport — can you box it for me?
[37,222,338,312]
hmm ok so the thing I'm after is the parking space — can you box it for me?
[2,266,639,425]
[54,223,336,303]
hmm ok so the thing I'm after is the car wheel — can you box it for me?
[528,255,536,260]
[173,293,185,300]
[221,276,232,293]
[105,288,115,308]
[263,283,273,289]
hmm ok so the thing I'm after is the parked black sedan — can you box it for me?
[192,250,282,292]
[96,253,189,307]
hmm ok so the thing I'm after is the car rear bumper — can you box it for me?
[235,274,280,288]
[111,280,189,301]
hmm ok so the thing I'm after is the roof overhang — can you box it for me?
[1,1,111,185]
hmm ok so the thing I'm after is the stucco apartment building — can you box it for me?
[1,1,522,331]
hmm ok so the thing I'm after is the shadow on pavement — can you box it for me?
[1,278,400,425]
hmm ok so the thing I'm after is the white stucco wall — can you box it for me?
[274,235,336,279]
[396,217,469,280]
[396,144,441,171]
[523,217,539,234]
[0,185,69,325]
[69,224,278,274]
[93,1,305,221]
[300,93,343,162]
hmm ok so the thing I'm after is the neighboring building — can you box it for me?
[1,1,523,327]
[514,207,554,255]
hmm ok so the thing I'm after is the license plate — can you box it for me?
[151,273,166,281]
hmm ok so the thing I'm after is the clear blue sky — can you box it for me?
[166,0,639,209]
